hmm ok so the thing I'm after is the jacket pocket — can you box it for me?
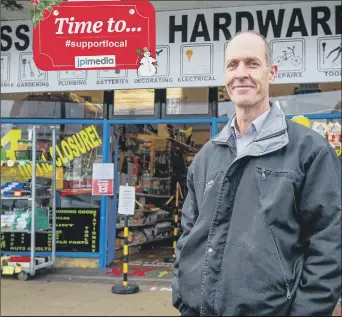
[255,166,302,183]
[269,227,292,300]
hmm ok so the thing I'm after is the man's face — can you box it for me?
[224,33,277,108]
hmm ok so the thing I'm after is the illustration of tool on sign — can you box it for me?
[1,58,4,80]
[28,61,35,77]
[186,49,193,62]
[326,43,341,64]
[273,45,302,66]
[22,59,27,78]
[103,69,121,74]
[37,69,44,78]
[73,70,85,77]
[322,42,326,64]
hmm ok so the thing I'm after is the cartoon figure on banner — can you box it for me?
[136,47,157,77]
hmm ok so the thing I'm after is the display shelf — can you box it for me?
[115,235,173,250]
[131,208,162,213]
[1,196,52,200]
[1,160,54,165]
[116,217,172,229]
[166,137,198,153]
[0,125,57,281]
[60,188,92,197]
[116,192,172,199]
[136,192,171,198]
[1,227,52,233]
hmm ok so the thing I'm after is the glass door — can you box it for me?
[106,121,211,266]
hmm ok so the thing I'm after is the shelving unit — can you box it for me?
[115,195,174,251]
[1,125,57,280]
[114,124,196,256]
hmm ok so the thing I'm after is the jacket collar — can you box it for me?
[213,102,289,156]
[231,108,271,138]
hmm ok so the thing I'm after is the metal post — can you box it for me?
[107,131,119,265]
[51,126,56,263]
[30,125,37,276]
[111,184,139,295]
[123,215,129,287]
[99,120,109,268]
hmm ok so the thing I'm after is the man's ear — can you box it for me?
[268,64,277,83]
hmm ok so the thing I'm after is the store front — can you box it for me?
[1,1,341,269]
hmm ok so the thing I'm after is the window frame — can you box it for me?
[161,87,217,119]
[110,88,160,120]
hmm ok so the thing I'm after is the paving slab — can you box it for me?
[1,279,179,316]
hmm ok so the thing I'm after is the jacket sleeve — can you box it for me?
[172,165,199,314]
[289,145,342,316]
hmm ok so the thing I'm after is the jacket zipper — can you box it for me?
[261,169,266,180]
[225,130,286,174]
[286,283,291,300]
[269,228,292,300]
[254,130,285,143]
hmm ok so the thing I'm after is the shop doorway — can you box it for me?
[107,122,211,269]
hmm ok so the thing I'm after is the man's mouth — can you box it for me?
[233,86,255,89]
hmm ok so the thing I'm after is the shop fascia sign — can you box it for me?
[1,125,102,171]
[167,4,341,43]
[31,0,156,74]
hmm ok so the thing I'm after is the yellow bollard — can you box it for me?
[111,215,139,295]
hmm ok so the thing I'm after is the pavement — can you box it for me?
[1,277,179,316]
[28,265,173,284]
[1,276,341,316]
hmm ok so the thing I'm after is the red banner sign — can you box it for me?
[32,0,156,71]
[92,179,114,196]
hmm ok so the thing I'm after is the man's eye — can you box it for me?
[249,62,259,67]
[227,63,236,69]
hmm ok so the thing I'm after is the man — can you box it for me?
[172,31,341,316]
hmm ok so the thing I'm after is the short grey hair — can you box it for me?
[226,31,273,67]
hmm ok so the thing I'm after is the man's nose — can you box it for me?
[234,63,249,79]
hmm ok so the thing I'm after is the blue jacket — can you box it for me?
[172,104,341,316]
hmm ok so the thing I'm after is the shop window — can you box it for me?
[1,123,102,254]
[1,123,103,209]
[217,83,341,118]
[113,89,156,116]
[217,86,234,118]
[0,91,104,119]
[270,83,341,116]
[165,87,209,115]
[112,123,211,253]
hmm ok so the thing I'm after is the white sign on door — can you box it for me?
[92,163,114,180]
[118,185,136,216]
